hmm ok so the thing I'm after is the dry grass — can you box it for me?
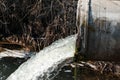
[0,0,78,51]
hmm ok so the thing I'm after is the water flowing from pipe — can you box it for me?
[7,35,77,80]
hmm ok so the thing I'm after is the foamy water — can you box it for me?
[0,49,29,58]
[7,35,77,80]
[6,0,120,80]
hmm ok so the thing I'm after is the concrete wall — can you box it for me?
[76,0,120,61]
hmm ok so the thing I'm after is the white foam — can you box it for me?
[0,49,29,58]
[7,35,77,80]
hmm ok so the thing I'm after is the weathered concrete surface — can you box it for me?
[76,0,120,61]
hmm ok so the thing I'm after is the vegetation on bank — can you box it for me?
[0,0,77,51]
